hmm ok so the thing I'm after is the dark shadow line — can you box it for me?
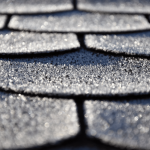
[76,8,150,16]
[6,135,80,150]
[145,15,150,23]
[0,48,80,59]
[85,136,143,150]
[1,8,149,16]
[14,135,145,150]
[85,47,150,60]
[8,27,150,34]
[0,10,74,16]
[3,14,12,29]
[1,86,150,101]
[76,33,86,48]
[5,134,139,150]
[73,0,77,10]
[74,98,87,137]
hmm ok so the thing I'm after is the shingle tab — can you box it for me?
[77,0,150,14]
[84,99,150,149]
[85,32,150,56]
[0,31,80,55]
[8,11,150,32]
[0,91,79,149]
[0,15,7,29]
[1,49,150,96]
[0,0,73,14]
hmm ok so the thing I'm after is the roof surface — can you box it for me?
[0,0,150,150]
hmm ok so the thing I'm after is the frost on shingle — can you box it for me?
[1,49,150,96]
[77,0,150,14]
[85,32,150,56]
[8,11,150,32]
[0,31,80,55]
[0,15,7,29]
[0,0,73,14]
[0,91,79,149]
[84,99,150,149]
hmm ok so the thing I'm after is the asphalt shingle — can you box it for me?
[77,0,150,14]
[84,99,150,149]
[0,15,7,29]
[0,91,79,149]
[8,11,150,32]
[85,32,150,56]
[0,49,150,96]
[0,31,80,55]
[0,0,73,14]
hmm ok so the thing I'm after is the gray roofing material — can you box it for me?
[1,49,150,96]
[8,11,150,32]
[84,99,150,149]
[1,0,150,149]
[77,0,150,14]
[0,0,73,14]
[85,32,150,56]
[0,91,78,149]
[0,31,80,55]
[0,15,7,29]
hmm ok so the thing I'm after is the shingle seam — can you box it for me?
[74,98,87,136]
[3,14,12,29]
[2,85,150,102]
[0,93,143,150]
[76,33,86,49]
[73,0,77,10]
[145,15,150,23]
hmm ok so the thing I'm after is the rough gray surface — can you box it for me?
[0,15,7,29]
[77,0,150,14]
[1,49,150,96]
[0,31,80,54]
[85,32,150,56]
[0,0,73,14]
[8,11,150,32]
[84,99,150,149]
[0,91,78,149]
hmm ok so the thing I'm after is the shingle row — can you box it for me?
[8,11,150,32]
[0,0,73,14]
[85,32,150,56]
[1,88,150,150]
[1,49,150,97]
[0,91,79,149]
[77,0,150,14]
[0,31,80,55]
[1,0,150,14]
